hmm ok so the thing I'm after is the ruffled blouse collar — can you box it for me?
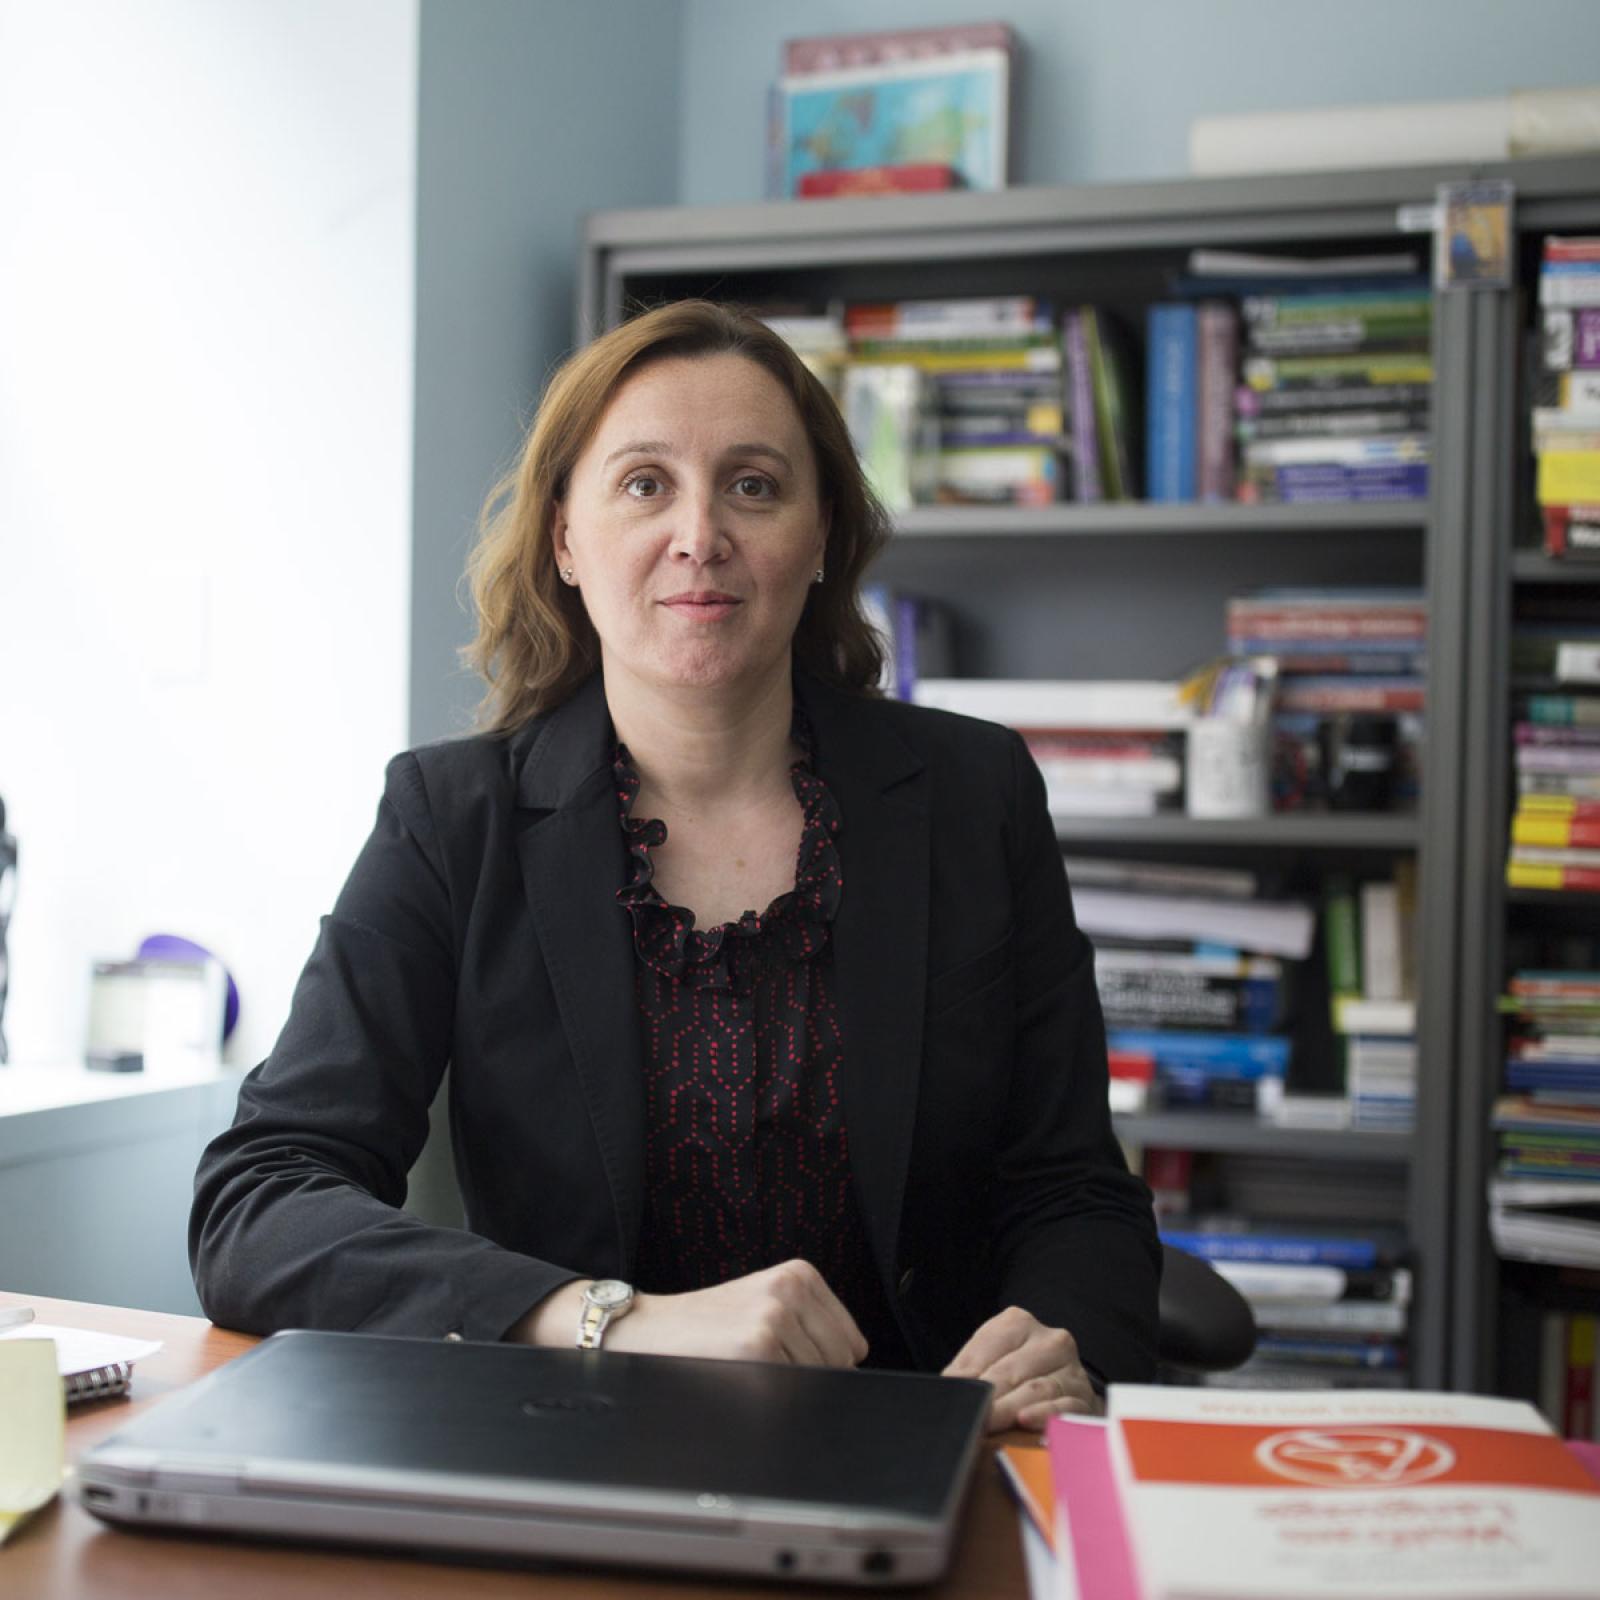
[613,715,842,991]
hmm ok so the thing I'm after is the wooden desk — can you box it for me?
[2,1291,1030,1599]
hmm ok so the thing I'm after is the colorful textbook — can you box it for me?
[1004,1387,1600,1600]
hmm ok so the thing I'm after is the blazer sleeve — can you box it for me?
[990,729,1162,1382]
[189,753,577,1340]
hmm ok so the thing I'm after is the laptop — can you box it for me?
[76,1329,991,1586]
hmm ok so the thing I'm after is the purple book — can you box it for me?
[1063,310,1103,503]
[1197,300,1239,502]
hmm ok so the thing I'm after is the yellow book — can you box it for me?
[1538,450,1600,506]
[1507,861,1565,889]
[1513,816,1576,847]
[1519,794,1593,814]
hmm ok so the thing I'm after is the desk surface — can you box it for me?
[1,1290,1030,1599]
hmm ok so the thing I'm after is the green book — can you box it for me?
[1324,874,1362,1011]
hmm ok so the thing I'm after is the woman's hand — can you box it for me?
[942,1306,1102,1433]
[517,1260,868,1368]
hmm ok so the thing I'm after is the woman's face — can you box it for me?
[553,353,828,700]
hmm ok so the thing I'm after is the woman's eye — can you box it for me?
[622,473,663,499]
[732,474,776,499]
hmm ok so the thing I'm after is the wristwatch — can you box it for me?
[575,1279,635,1349]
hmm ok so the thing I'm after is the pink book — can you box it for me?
[1046,1416,1142,1600]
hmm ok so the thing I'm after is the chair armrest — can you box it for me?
[1157,1243,1257,1375]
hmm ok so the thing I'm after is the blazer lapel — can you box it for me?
[513,675,646,1273]
[803,678,930,1289]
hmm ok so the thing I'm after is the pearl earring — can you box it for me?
[562,567,574,584]
[814,568,825,585]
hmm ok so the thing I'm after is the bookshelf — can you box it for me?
[582,153,1600,1394]
[1443,171,1600,1407]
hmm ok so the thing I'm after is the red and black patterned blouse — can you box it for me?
[613,728,910,1369]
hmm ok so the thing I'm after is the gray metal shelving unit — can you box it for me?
[580,153,1600,1394]
[1452,173,1600,1396]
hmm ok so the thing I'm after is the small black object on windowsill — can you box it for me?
[86,1050,146,1074]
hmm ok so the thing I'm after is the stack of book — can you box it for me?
[1235,280,1432,504]
[1508,737,1600,894]
[1161,1218,1412,1388]
[841,297,1064,508]
[1226,587,1426,811]
[1534,1309,1600,1440]
[1051,858,1314,1116]
[1324,868,1418,1132]
[1001,1387,1600,1600]
[912,679,1189,817]
[1490,968,1600,1270]
[1073,858,1290,1114]
[1535,236,1600,560]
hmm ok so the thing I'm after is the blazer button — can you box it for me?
[897,1268,915,1298]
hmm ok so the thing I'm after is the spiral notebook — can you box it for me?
[0,1324,162,1404]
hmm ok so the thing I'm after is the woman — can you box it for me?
[190,300,1159,1432]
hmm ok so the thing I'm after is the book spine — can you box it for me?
[1063,311,1103,503]
[1248,462,1430,502]
[1084,308,1130,500]
[1538,451,1600,506]
[1360,880,1404,1003]
[1254,1336,1406,1369]
[1246,381,1433,415]
[1513,817,1600,848]
[1146,304,1197,501]
[1160,1231,1382,1269]
[1197,301,1238,502]
[1104,1028,1291,1073]
[1325,875,1362,1001]
[1541,308,1600,371]
[1243,434,1429,467]
[1566,1313,1597,1439]
[1278,679,1426,713]
[1541,274,1600,309]
[1245,354,1435,389]
[1241,408,1431,440]
[1507,862,1600,891]
[1524,695,1600,726]
[1097,971,1283,1032]
[1254,1299,1408,1337]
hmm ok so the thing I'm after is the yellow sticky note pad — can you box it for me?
[0,1338,65,1543]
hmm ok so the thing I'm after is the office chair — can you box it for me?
[1156,1243,1258,1377]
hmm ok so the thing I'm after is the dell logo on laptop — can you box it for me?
[520,1394,616,1417]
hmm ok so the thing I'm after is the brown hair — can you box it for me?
[464,299,890,732]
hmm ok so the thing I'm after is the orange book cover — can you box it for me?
[1108,1385,1600,1600]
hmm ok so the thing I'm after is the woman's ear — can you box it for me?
[550,504,570,571]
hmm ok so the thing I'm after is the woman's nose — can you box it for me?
[668,488,729,564]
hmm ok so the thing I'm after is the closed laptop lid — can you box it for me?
[81,1330,990,1538]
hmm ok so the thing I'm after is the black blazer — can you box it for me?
[191,672,1160,1379]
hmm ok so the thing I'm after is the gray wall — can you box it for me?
[410,0,683,746]
[680,0,1600,203]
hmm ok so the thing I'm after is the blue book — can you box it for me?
[1146,304,1197,501]
[1159,1228,1389,1269]
[1106,1029,1291,1075]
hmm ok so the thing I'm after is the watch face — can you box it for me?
[588,1279,632,1309]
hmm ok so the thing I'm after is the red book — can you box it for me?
[797,164,963,199]
[1544,505,1600,560]
[1546,238,1600,264]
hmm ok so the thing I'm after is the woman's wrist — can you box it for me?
[506,1278,593,1347]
